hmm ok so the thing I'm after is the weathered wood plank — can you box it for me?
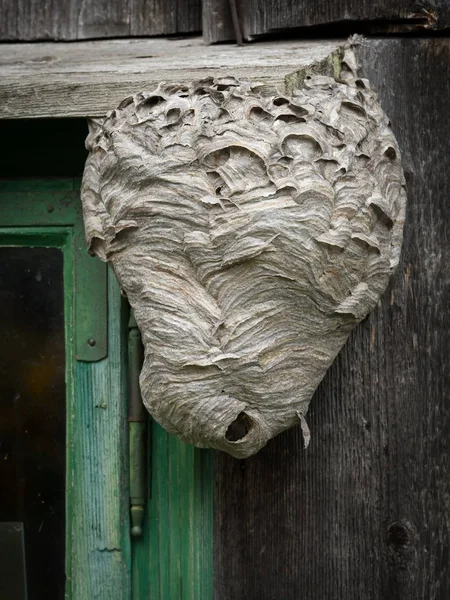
[0,180,132,600]
[129,0,201,37]
[139,430,213,600]
[202,0,235,45]
[0,38,342,118]
[214,37,450,600]
[177,0,202,34]
[71,269,131,600]
[0,0,201,41]
[76,0,131,39]
[129,0,174,37]
[203,0,450,43]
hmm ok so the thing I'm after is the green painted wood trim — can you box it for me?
[0,182,131,600]
[0,228,71,248]
[0,179,80,193]
[73,225,108,362]
[127,307,214,599]
[0,186,107,361]
[131,425,213,600]
[1,180,214,600]
[70,273,131,599]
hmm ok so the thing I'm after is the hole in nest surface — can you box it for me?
[249,106,273,123]
[370,203,394,230]
[384,146,397,160]
[166,107,181,124]
[140,95,165,109]
[225,412,253,442]
[273,97,289,106]
[275,114,306,124]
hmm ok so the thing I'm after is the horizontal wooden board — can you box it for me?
[0,37,342,118]
[0,0,201,41]
[203,0,450,43]
[214,36,450,600]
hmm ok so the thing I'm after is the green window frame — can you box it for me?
[0,179,213,600]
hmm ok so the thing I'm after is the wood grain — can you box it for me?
[0,180,132,600]
[177,0,202,34]
[0,0,201,41]
[130,0,193,37]
[0,38,342,119]
[70,271,131,600]
[214,37,450,599]
[133,429,213,600]
[202,0,235,45]
[203,0,450,43]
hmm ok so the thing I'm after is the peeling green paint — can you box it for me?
[1,179,214,600]
[1,181,131,600]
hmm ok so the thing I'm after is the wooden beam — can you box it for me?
[0,37,343,119]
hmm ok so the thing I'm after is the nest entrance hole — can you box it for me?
[225,412,253,442]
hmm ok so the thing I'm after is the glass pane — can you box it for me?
[0,247,66,600]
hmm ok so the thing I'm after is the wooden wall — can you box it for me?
[2,2,448,598]
[213,37,450,600]
[202,0,450,43]
[0,0,201,40]
[2,0,449,42]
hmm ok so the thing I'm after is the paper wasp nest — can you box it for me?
[82,49,406,458]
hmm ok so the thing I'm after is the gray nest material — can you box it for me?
[81,49,406,458]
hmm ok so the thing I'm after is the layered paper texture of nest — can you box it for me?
[82,49,406,458]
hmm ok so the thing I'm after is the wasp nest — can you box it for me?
[82,49,406,458]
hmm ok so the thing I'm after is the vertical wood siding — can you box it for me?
[131,427,213,600]
[202,0,450,43]
[0,0,201,41]
[213,38,450,600]
[70,272,131,600]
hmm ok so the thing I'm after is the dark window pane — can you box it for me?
[0,247,66,600]
[0,119,88,178]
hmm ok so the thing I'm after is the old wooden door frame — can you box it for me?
[0,179,131,598]
[0,178,213,599]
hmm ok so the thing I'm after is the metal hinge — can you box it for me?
[128,309,147,538]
